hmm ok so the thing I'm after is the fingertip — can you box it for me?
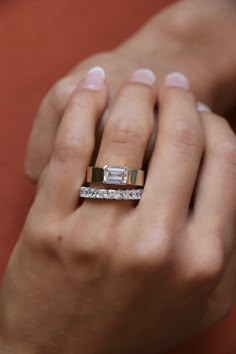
[66,66,108,116]
[80,66,106,91]
[158,72,194,106]
[197,102,211,113]
[164,72,190,90]
[130,68,156,86]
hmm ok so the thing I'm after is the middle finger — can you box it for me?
[141,73,205,223]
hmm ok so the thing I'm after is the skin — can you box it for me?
[25,0,236,181]
[0,68,236,354]
[0,1,236,353]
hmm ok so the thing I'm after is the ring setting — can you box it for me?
[80,165,145,201]
[103,166,129,185]
[86,165,144,187]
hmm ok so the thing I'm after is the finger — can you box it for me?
[192,111,236,252]
[35,67,108,215]
[141,73,205,223]
[203,249,236,328]
[96,69,156,166]
[83,69,156,207]
[25,77,78,182]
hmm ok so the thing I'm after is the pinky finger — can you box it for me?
[25,76,83,182]
[192,110,236,252]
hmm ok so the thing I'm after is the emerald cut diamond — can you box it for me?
[103,166,129,185]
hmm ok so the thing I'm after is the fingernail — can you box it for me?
[197,102,211,112]
[130,68,156,86]
[165,72,189,90]
[81,66,105,90]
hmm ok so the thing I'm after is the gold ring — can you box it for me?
[86,165,145,187]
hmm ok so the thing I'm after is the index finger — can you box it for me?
[25,76,82,182]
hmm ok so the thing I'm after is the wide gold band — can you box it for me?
[86,166,145,187]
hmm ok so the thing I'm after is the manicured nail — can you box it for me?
[81,66,105,90]
[165,72,189,90]
[131,68,156,86]
[197,102,211,113]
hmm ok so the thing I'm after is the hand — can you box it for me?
[1,67,236,354]
[25,0,236,182]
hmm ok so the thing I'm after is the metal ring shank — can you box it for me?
[86,166,145,187]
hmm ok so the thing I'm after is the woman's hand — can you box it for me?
[25,0,236,182]
[0,67,236,354]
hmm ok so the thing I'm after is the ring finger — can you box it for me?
[83,68,157,208]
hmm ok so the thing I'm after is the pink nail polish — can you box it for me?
[197,102,211,113]
[165,72,189,90]
[131,68,156,86]
[81,66,105,90]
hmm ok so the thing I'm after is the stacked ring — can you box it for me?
[86,165,144,187]
[80,187,143,201]
[80,165,145,201]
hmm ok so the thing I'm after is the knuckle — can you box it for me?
[184,242,224,285]
[24,212,110,268]
[72,236,108,265]
[23,211,62,255]
[205,114,236,168]
[70,220,111,265]
[133,243,171,271]
[53,138,93,163]
[68,91,94,111]
[123,222,172,272]
[169,122,203,154]
[159,88,204,154]
[216,141,236,169]
[50,77,76,113]
[106,119,146,147]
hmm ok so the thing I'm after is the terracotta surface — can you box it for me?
[0,1,235,353]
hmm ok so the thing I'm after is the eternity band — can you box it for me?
[80,187,143,200]
[86,165,145,187]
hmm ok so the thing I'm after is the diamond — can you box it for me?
[103,166,129,185]
[98,189,105,199]
[80,187,143,200]
[88,188,94,198]
[120,191,126,200]
[80,187,85,197]
[108,190,115,198]
[103,191,109,199]
[114,190,122,200]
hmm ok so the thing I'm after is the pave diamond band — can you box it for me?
[86,166,145,187]
[80,187,143,201]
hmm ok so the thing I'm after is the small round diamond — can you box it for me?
[114,191,121,200]
[120,191,126,200]
[103,191,109,199]
[108,190,115,198]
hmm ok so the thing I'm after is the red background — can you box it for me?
[0,1,235,353]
